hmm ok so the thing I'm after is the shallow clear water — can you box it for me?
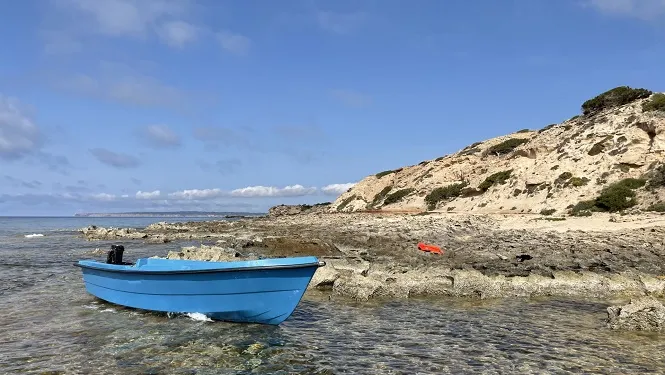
[1,217,664,374]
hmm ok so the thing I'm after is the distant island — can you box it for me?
[73,211,265,218]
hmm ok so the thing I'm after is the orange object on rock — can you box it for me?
[417,242,443,254]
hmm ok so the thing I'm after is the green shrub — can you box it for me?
[337,195,356,211]
[642,93,665,112]
[540,208,556,216]
[478,170,513,191]
[647,202,665,212]
[581,86,652,116]
[383,188,415,205]
[614,178,647,189]
[569,177,590,187]
[375,168,402,178]
[516,129,531,133]
[571,200,597,216]
[425,182,468,210]
[460,187,483,197]
[595,184,637,212]
[588,142,606,156]
[569,178,646,215]
[555,172,572,185]
[487,138,529,156]
[371,186,392,206]
[460,147,481,156]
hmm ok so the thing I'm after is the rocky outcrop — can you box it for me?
[268,203,332,217]
[332,88,665,214]
[78,211,665,301]
[606,297,665,332]
[80,225,149,240]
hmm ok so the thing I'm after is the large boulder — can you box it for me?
[606,296,665,332]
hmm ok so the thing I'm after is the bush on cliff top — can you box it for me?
[486,138,529,156]
[581,86,652,116]
[375,168,402,179]
[425,182,468,210]
[642,93,665,113]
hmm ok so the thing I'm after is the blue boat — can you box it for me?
[75,245,325,325]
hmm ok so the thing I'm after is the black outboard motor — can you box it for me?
[106,244,125,264]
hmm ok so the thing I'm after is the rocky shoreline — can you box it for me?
[79,212,665,304]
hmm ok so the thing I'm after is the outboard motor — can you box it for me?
[106,244,125,264]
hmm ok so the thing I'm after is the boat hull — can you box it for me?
[76,257,322,325]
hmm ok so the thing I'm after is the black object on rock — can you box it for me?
[515,254,533,262]
[106,244,131,265]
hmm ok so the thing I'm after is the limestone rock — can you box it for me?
[606,296,665,332]
[329,93,665,214]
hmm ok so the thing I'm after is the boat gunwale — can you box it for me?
[74,259,325,275]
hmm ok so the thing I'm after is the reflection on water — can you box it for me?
[0,218,664,374]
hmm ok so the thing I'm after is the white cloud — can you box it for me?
[90,193,116,201]
[89,148,141,168]
[217,31,251,55]
[136,190,161,199]
[586,0,665,19]
[140,124,181,148]
[168,188,225,200]
[0,94,43,160]
[54,0,189,38]
[321,183,356,196]
[157,20,200,47]
[230,184,317,198]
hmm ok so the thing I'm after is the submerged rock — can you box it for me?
[606,297,665,332]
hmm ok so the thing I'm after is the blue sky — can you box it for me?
[1,0,665,215]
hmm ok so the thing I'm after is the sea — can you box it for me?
[1,216,664,375]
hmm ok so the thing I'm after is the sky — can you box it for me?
[1,0,665,216]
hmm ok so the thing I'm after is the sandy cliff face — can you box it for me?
[332,89,665,214]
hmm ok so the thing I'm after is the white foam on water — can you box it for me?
[185,312,213,322]
[25,233,44,238]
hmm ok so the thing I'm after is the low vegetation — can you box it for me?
[540,208,556,216]
[383,188,415,205]
[371,186,393,207]
[375,168,402,179]
[425,182,468,210]
[642,93,665,113]
[486,138,529,156]
[478,170,513,191]
[588,139,610,156]
[570,178,646,215]
[646,163,665,189]
[568,177,590,187]
[336,195,356,211]
[647,202,665,212]
[581,86,652,116]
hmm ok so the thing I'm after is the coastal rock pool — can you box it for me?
[1,217,664,374]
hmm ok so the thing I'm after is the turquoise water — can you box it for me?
[1,217,664,374]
